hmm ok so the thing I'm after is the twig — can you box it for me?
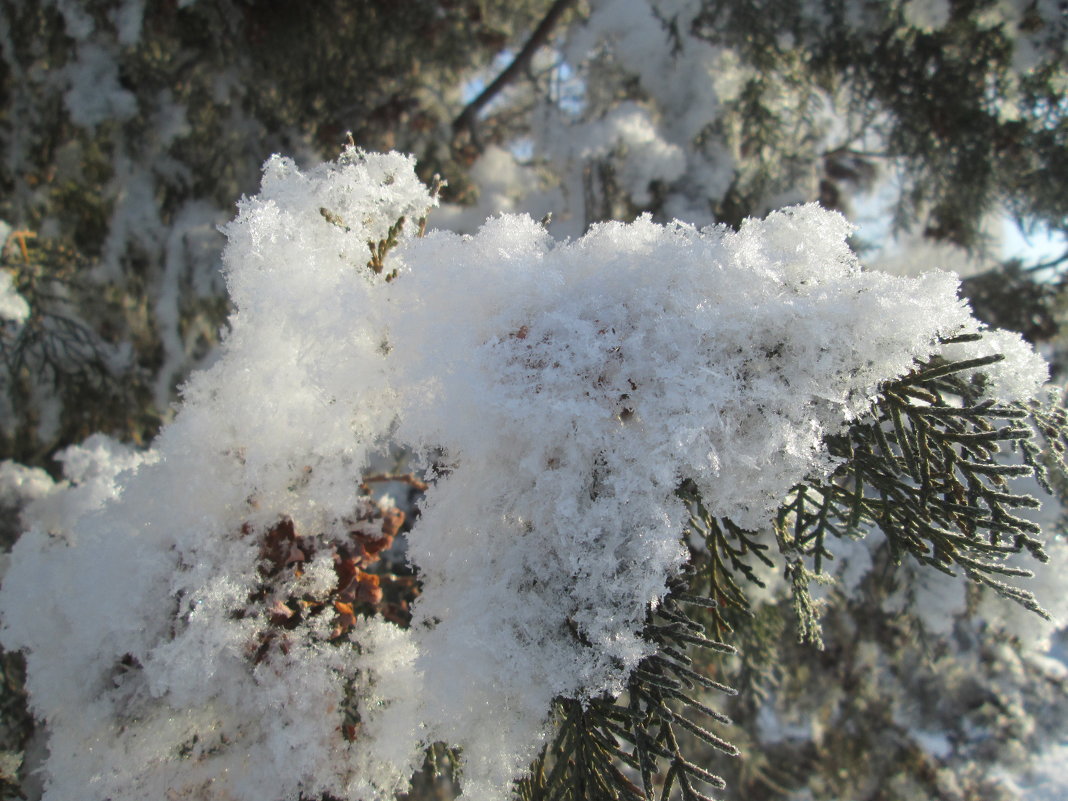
[8,230,37,264]
[452,0,578,137]
[1022,247,1068,274]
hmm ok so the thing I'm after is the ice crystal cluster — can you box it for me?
[0,150,1049,801]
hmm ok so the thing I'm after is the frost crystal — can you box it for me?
[0,151,1050,801]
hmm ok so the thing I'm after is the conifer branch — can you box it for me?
[517,573,736,801]
[682,335,1068,645]
[678,481,772,641]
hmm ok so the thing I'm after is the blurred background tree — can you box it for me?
[1,1,1067,800]
[0,0,547,466]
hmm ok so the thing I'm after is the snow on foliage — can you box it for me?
[0,221,29,325]
[0,270,28,325]
[443,0,1068,244]
[0,150,1052,801]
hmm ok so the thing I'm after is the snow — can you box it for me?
[0,150,436,801]
[0,462,54,509]
[0,149,1057,801]
[903,0,952,32]
[0,222,28,323]
[0,269,28,324]
[993,742,1068,800]
[62,41,138,127]
[884,559,969,638]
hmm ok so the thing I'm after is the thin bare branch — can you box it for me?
[452,0,578,137]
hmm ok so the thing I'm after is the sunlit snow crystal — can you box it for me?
[0,150,1050,801]
[385,204,1044,800]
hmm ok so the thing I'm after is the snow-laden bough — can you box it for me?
[0,149,1048,801]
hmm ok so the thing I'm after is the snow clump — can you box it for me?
[0,149,1050,801]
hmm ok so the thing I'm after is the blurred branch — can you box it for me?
[452,0,578,138]
[1022,248,1068,274]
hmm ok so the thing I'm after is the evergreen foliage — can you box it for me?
[784,340,1064,627]
[690,0,1068,246]
[0,0,547,464]
[518,576,737,801]
[0,233,152,463]
[2,2,1068,801]
[505,327,1068,796]
[709,338,1068,645]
